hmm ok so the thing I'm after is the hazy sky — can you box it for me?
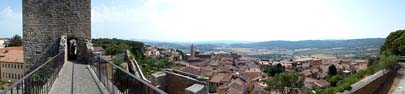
[1,0,405,42]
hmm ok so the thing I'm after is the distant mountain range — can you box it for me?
[129,39,256,44]
[231,38,385,49]
[134,38,385,50]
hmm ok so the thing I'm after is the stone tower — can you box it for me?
[23,0,91,65]
[190,44,196,57]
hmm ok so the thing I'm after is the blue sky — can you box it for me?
[1,0,405,42]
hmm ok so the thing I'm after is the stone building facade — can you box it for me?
[23,0,91,65]
[0,46,25,82]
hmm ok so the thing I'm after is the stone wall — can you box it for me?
[165,71,208,94]
[349,69,396,94]
[23,0,91,65]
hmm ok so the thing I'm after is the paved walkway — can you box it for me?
[49,61,109,94]
[390,62,405,94]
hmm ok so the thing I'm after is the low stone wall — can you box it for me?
[345,69,397,94]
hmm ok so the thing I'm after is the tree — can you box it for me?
[113,54,125,67]
[380,51,400,70]
[368,57,378,67]
[382,30,405,55]
[93,38,145,57]
[105,45,118,56]
[267,72,304,93]
[327,75,343,86]
[328,65,337,76]
[10,35,22,46]
[264,63,285,76]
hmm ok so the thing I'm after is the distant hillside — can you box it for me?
[230,38,385,49]
[143,42,227,51]
[140,38,385,52]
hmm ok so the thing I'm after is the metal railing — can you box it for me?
[89,52,167,94]
[0,52,65,94]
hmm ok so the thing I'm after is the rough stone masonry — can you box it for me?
[23,0,91,66]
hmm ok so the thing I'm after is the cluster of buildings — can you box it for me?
[0,38,10,48]
[257,55,368,89]
[144,46,183,62]
[0,46,25,83]
[108,44,370,94]
[150,45,268,94]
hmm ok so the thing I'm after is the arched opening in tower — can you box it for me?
[68,38,78,60]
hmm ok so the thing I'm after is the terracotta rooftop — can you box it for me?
[242,72,262,81]
[210,74,224,83]
[226,78,246,94]
[314,80,330,88]
[244,67,261,73]
[304,77,317,83]
[251,82,269,94]
[318,72,328,78]
[226,88,243,94]
[93,47,104,51]
[302,70,313,76]
[180,66,201,75]
[0,46,23,63]
[220,74,232,83]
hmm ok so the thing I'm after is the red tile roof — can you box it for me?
[93,47,104,51]
[210,74,224,83]
[0,46,23,63]
[181,66,201,75]
[226,88,243,94]
[304,77,317,83]
[242,72,261,81]
[314,80,330,88]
